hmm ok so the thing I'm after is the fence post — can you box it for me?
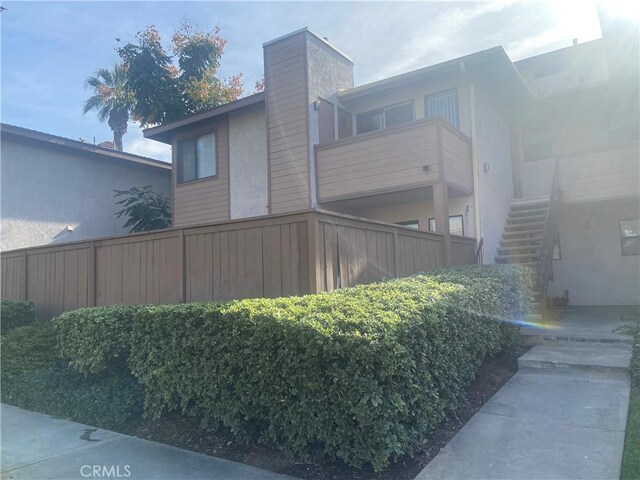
[88,241,96,307]
[178,229,186,303]
[307,212,322,293]
[393,230,400,277]
[22,251,28,301]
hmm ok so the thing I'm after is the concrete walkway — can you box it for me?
[416,307,634,480]
[1,404,295,480]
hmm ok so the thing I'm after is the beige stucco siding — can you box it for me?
[265,32,311,214]
[1,138,171,250]
[548,198,640,305]
[172,120,230,227]
[473,82,513,263]
[229,104,268,219]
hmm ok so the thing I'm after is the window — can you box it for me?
[522,128,553,162]
[178,133,217,183]
[620,219,640,256]
[338,107,353,139]
[318,98,335,145]
[397,220,420,229]
[425,89,459,128]
[384,103,414,128]
[356,102,414,134]
[428,215,464,236]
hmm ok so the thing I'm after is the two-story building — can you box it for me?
[2,12,636,315]
[142,17,638,306]
[1,124,172,250]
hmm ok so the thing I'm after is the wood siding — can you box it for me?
[558,143,640,203]
[442,123,474,193]
[172,120,230,227]
[264,32,311,214]
[315,118,472,202]
[1,211,475,319]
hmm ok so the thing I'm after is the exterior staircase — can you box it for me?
[495,196,551,315]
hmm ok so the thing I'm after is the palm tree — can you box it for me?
[83,65,133,151]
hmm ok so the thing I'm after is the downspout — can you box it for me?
[469,82,483,260]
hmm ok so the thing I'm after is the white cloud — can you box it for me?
[124,130,172,163]
[368,0,517,82]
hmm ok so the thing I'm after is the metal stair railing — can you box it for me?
[475,237,484,264]
[536,159,562,298]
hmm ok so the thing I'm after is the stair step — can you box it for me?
[511,196,550,207]
[502,231,544,240]
[508,207,548,217]
[517,343,632,379]
[496,255,539,264]
[500,239,543,248]
[504,223,545,232]
[498,245,541,255]
[506,215,547,225]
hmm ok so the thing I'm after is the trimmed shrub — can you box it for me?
[1,318,144,428]
[24,264,530,470]
[2,365,143,428]
[1,301,37,334]
[56,305,144,375]
[1,322,58,378]
[127,265,531,470]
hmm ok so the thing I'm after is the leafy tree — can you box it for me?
[114,185,171,233]
[117,23,243,127]
[83,65,133,150]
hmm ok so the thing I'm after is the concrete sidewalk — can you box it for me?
[416,308,633,480]
[1,404,295,480]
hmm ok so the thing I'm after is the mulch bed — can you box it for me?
[116,346,528,480]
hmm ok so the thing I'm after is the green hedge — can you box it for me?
[56,305,144,375]
[2,365,143,428]
[128,265,531,470]
[7,265,532,471]
[1,301,37,334]
[1,319,143,428]
[1,322,58,378]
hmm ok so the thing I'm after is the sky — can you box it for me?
[0,0,605,163]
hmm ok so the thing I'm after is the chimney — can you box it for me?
[263,28,353,213]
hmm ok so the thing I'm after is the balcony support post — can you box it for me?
[433,181,452,265]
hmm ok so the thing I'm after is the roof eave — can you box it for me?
[143,92,266,144]
[0,124,171,171]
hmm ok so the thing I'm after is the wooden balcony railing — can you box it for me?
[315,118,472,203]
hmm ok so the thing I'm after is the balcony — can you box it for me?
[315,118,472,203]
[557,142,640,203]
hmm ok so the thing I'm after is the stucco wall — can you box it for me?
[473,82,514,263]
[1,138,171,250]
[548,198,640,305]
[229,104,269,219]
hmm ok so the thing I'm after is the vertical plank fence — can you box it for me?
[1,210,476,320]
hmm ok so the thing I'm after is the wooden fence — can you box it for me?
[1,210,477,320]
